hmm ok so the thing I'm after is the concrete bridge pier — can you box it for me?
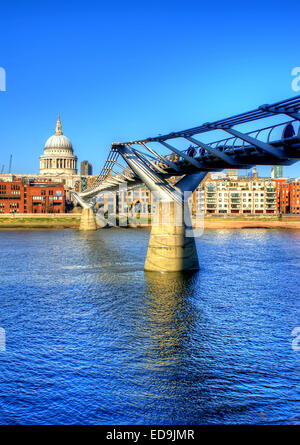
[116,144,206,272]
[79,208,97,231]
[144,201,199,272]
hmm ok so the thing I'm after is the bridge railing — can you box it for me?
[195,119,300,157]
[150,119,300,164]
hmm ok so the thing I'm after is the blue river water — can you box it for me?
[0,228,299,425]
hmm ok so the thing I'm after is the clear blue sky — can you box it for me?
[0,0,299,178]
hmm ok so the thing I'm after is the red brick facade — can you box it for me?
[0,178,65,214]
[275,179,300,214]
[290,181,300,214]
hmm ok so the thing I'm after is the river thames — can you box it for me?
[0,228,299,425]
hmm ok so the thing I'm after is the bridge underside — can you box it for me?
[74,95,300,272]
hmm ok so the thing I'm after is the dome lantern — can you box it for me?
[55,113,63,136]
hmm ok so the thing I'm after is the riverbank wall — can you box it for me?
[0,213,81,229]
[1,213,300,230]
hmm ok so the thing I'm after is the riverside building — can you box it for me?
[276,178,300,214]
[91,172,300,218]
[0,178,65,214]
[194,172,278,215]
[97,185,152,216]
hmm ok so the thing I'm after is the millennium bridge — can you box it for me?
[73,95,300,272]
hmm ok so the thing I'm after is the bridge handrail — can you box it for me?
[206,119,298,149]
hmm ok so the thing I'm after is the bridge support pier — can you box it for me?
[116,144,205,272]
[144,201,199,272]
[79,208,97,231]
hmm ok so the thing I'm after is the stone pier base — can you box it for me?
[144,201,199,272]
[79,208,97,231]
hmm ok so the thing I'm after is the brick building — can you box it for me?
[0,178,65,214]
[276,179,300,214]
[290,181,300,214]
[275,179,290,214]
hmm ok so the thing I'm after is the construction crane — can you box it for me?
[8,155,12,173]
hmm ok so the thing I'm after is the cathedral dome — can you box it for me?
[45,134,73,150]
[40,114,78,175]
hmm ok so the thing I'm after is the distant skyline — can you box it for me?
[0,0,299,178]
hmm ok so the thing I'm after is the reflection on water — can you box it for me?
[0,228,299,425]
[143,272,197,369]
